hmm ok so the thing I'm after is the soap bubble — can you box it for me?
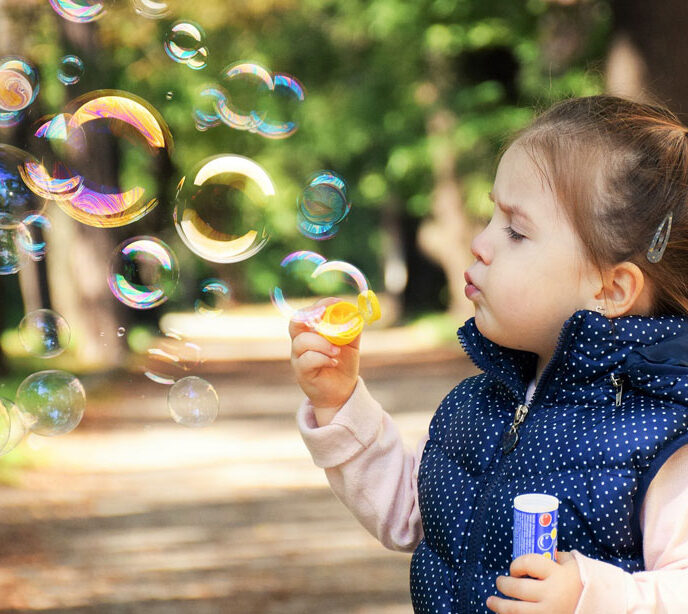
[0,108,23,128]
[144,330,201,385]
[270,251,372,340]
[22,91,173,228]
[0,57,39,113]
[217,64,305,139]
[0,399,10,452]
[297,171,350,240]
[117,326,126,337]
[0,144,46,224]
[218,62,273,132]
[194,279,231,316]
[132,0,170,19]
[164,22,208,70]
[108,236,179,310]
[49,0,109,23]
[192,85,227,131]
[20,212,51,261]
[0,215,32,275]
[253,73,305,139]
[16,370,86,436]
[57,55,84,86]
[168,376,218,427]
[18,309,71,358]
[174,155,274,263]
[0,398,32,457]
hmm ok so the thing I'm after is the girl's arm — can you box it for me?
[571,443,688,614]
[297,377,426,552]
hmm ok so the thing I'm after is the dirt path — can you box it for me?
[0,351,477,613]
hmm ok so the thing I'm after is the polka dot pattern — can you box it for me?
[410,309,688,613]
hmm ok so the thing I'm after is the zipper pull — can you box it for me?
[502,403,529,454]
[610,373,623,407]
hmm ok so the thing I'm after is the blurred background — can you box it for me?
[0,0,685,611]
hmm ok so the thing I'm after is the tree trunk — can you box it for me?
[607,0,688,120]
[417,108,477,321]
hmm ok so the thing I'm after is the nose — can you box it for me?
[470,226,492,264]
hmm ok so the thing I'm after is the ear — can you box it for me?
[593,262,650,317]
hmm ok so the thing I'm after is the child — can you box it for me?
[289,95,688,614]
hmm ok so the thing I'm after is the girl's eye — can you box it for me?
[503,226,526,242]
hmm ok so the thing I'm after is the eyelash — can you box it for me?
[503,226,526,242]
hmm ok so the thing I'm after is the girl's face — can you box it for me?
[465,143,601,362]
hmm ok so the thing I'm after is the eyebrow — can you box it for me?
[487,191,534,227]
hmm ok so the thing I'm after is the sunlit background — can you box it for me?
[0,0,683,611]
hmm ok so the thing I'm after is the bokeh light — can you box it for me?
[108,236,179,310]
[16,370,86,436]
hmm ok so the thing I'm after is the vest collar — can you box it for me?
[457,309,688,403]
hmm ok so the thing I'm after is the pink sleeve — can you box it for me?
[572,443,688,614]
[297,377,426,552]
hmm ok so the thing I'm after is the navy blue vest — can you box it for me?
[410,310,688,614]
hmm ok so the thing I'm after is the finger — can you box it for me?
[509,554,557,580]
[292,331,341,359]
[495,575,543,602]
[555,550,573,564]
[295,349,338,373]
[486,595,539,614]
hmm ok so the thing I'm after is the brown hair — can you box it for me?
[513,95,688,316]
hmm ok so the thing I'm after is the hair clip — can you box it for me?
[647,211,673,263]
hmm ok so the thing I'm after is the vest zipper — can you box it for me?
[456,319,575,613]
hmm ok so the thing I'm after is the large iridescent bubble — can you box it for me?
[174,155,274,263]
[21,91,173,228]
[16,370,86,436]
[0,57,39,113]
[108,236,179,310]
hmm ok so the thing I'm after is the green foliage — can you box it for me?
[25,0,611,302]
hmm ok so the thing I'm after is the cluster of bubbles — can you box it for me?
[297,171,351,240]
[0,0,378,436]
[164,22,208,71]
[0,369,86,457]
[193,62,305,139]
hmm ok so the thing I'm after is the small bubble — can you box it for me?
[117,326,126,337]
[18,309,71,358]
[166,91,173,100]
[168,376,218,427]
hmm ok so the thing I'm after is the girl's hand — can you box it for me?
[486,551,583,614]
[289,308,361,425]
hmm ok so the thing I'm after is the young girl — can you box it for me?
[289,95,688,614]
